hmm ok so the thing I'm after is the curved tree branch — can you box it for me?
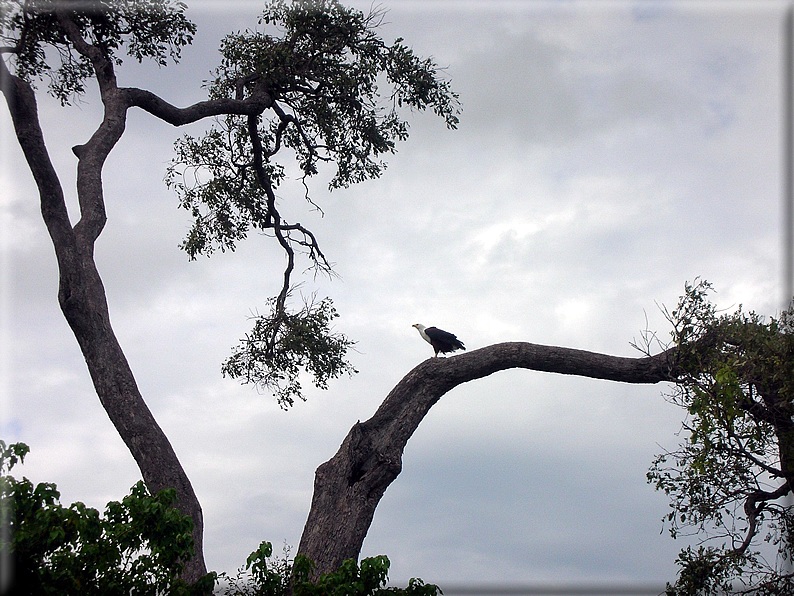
[124,87,274,126]
[52,10,121,249]
[247,113,295,316]
[297,342,678,576]
[54,9,118,96]
[271,100,327,161]
[726,425,784,478]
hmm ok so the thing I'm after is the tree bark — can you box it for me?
[297,342,678,576]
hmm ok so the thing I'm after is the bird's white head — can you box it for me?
[412,323,431,344]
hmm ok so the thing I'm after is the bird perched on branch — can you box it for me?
[412,324,466,357]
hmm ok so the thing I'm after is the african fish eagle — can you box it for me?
[412,324,466,357]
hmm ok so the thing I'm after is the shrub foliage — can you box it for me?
[648,281,794,594]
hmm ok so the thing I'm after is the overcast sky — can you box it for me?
[2,0,792,590]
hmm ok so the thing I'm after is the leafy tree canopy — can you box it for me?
[0,440,212,595]
[166,0,459,258]
[647,280,794,595]
[164,0,460,407]
[0,0,196,103]
[2,0,459,408]
[222,295,356,409]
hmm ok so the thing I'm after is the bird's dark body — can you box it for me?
[424,326,465,355]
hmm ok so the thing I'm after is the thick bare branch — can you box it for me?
[2,52,208,583]
[2,9,217,582]
[298,342,677,576]
[124,87,274,126]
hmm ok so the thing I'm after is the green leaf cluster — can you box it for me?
[665,543,794,596]
[0,440,211,595]
[2,442,441,595]
[219,541,291,596]
[166,122,285,259]
[221,541,440,596]
[214,0,459,186]
[0,0,195,104]
[664,545,752,596]
[168,0,460,259]
[647,281,794,594]
[294,556,440,596]
[222,295,357,409]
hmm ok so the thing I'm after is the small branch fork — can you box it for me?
[731,482,791,557]
[725,424,784,479]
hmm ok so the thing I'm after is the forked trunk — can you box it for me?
[1,62,207,584]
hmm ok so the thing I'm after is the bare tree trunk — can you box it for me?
[297,342,677,576]
[60,259,208,583]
